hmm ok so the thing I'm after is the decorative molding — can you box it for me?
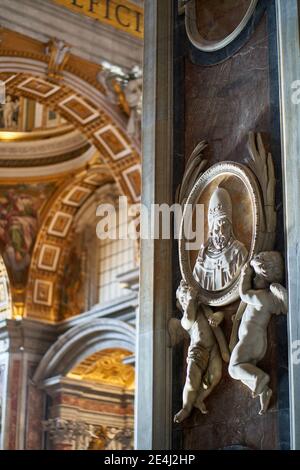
[43,418,90,446]
[0,129,87,162]
[45,38,71,79]
[62,186,92,208]
[18,77,60,98]
[1,67,141,202]
[38,245,61,272]
[47,212,73,238]
[33,280,53,306]
[122,163,141,202]
[59,95,99,125]
[83,170,111,187]
[185,0,258,52]
[0,4,142,72]
[94,124,132,160]
[43,418,134,450]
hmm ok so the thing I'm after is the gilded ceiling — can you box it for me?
[0,27,141,323]
[67,348,135,390]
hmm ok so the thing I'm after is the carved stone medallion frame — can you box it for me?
[185,0,258,52]
[179,162,265,306]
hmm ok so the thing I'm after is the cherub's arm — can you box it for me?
[203,307,230,362]
[181,298,197,331]
[204,309,224,328]
[239,263,264,307]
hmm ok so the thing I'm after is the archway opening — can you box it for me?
[43,347,135,451]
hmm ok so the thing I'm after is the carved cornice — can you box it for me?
[0,130,89,166]
[0,28,105,94]
[43,418,133,450]
[43,418,90,444]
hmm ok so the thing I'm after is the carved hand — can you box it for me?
[208,311,224,328]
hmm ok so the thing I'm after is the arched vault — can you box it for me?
[33,318,136,386]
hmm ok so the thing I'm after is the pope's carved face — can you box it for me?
[211,217,231,251]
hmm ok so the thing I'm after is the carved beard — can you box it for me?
[212,234,228,251]
[208,234,234,254]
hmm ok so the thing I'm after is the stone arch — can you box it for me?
[0,55,141,203]
[24,165,116,322]
[33,318,135,385]
[0,44,141,320]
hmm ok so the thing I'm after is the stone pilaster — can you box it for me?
[0,318,56,449]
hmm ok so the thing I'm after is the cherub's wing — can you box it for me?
[270,283,288,314]
[167,318,189,348]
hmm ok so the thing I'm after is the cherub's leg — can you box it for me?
[232,364,273,415]
[195,346,222,414]
[174,360,202,423]
[229,337,269,393]
[229,361,270,396]
[259,386,272,415]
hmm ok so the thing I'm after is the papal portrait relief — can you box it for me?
[174,134,280,424]
[178,147,266,306]
[193,186,248,291]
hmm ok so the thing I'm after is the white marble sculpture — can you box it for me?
[174,133,284,422]
[3,96,15,128]
[46,38,71,78]
[173,280,229,423]
[124,77,143,138]
[229,252,287,414]
[193,187,248,291]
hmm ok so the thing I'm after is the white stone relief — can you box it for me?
[172,281,229,423]
[97,66,142,140]
[124,77,142,138]
[43,418,90,448]
[172,133,285,422]
[43,419,133,450]
[229,253,287,414]
[45,38,71,78]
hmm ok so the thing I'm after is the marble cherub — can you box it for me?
[171,280,230,423]
[228,252,287,415]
